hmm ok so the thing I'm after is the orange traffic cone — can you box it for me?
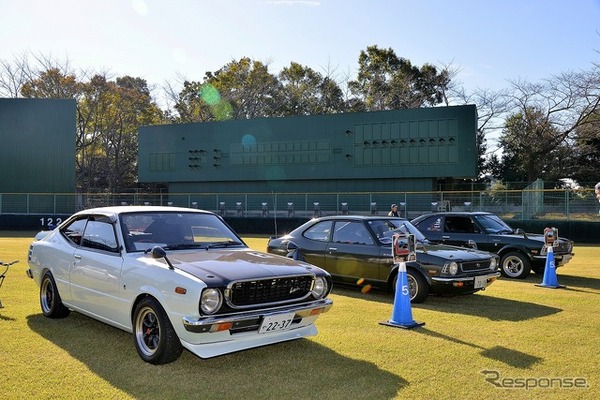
[380,261,425,329]
[536,246,565,289]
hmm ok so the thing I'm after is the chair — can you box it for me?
[313,202,321,218]
[341,202,349,215]
[370,202,378,215]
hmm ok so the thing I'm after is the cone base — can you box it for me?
[379,320,425,329]
[535,284,566,289]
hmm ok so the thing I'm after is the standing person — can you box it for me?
[388,204,399,217]
[595,183,600,215]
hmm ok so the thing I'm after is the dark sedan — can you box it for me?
[267,216,500,303]
[410,212,575,279]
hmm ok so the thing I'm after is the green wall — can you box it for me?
[139,105,478,193]
[0,98,76,193]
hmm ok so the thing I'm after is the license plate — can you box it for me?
[474,275,488,289]
[259,312,295,334]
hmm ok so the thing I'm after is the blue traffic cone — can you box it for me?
[536,246,565,289]
[380,261,425,329]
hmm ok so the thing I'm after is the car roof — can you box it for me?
[414,211,493,218]
[312,215,410,222]
[73,205,212,217]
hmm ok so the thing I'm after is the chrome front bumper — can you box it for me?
[182,298,333,333]
[431,272,500,284]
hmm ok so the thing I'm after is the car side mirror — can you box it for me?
[286,241,298,252]
[513,228,528,239]
[150,246,175,270]
[467,240,478,250]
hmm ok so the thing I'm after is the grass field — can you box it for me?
[0,233,598,399]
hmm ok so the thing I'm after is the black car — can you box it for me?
[267,216,500,303]
[410,212,575,279]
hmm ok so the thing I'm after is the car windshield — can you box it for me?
[473,214,514,234]
[120,211,245,253]
[368,219,428,244]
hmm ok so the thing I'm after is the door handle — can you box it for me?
[74,255,82,260]
[442,236,450,239]
[328,247,337,251]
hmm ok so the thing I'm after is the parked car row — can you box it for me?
[267,216,501,303]
[26,206,574,364]
[410,212,575,279]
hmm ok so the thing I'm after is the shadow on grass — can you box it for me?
[416,294,563,321]
[504,272,600,294]
[551,274,600,292]
[27,312,406,399]
[418,328,543,369]
[333,286,563,322]
[0,312,17,321]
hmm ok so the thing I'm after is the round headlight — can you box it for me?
[448,261,459,275]
[490,257,498,270]
[200,288,222,314]
[312,276,328,299]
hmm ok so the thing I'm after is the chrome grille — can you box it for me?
[227,275,314,308]
[461,261,490,272]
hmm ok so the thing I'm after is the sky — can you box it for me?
[1,0,599,99]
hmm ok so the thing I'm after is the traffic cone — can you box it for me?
[536,246,565,289]
[380,261,425,329]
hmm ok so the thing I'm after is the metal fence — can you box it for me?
[1,189,598,220]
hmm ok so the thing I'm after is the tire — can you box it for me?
[392,270,429,303]
[40,271,70,318]
[500,251,531,279]
[133,297,183,365]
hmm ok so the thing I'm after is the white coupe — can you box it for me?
[26,206,333,364]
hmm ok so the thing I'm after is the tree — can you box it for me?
[16,62,163,191]
[20,67,81,99]
[450,87,513,181]
[278,62,345,115]
[207,57,283,119]
[348,45,451,110]
[169,80,214,123]
[168,58,284,122]
[494,68,600,183]
[571,108,600,183]
[77,74,163,191]
[498,107,569,181]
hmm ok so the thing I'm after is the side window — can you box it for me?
[446,216,475,233]
[417,216,443,232]
[61,218,88,245]
[303,221,333,242]
[333,221,374,245]
[81,217,119,253]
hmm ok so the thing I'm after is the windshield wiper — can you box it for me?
[163,243,206,250]
[206,241,243,249]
